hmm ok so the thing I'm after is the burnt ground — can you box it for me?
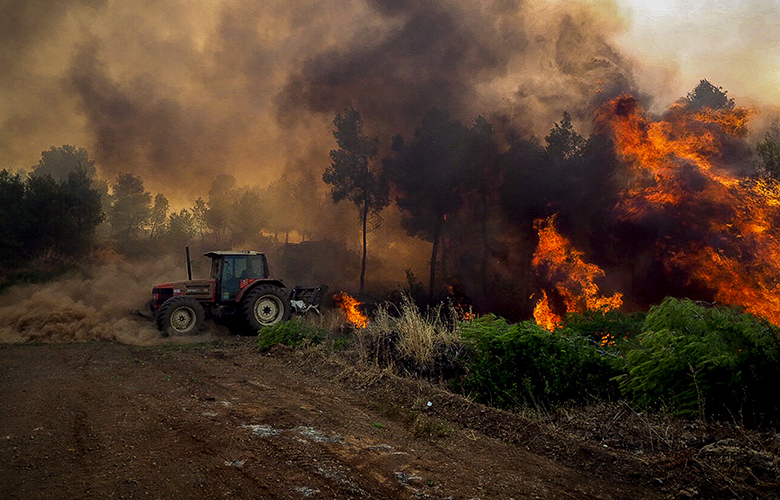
[0,338,778,500]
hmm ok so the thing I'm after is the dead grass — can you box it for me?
[353,295,466,379]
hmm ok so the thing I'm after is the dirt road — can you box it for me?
[0,339,663,500]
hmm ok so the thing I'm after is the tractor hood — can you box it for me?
[152,279,214,291]
[150,279,217,310]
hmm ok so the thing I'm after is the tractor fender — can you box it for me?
[236,279,286,304]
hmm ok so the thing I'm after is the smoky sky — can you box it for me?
[0,0,641,199]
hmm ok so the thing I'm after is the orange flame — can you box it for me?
[533,290,560,331]
[532,216,623,330]
[334,292,368,328]
[597,95,780,325]
[446,285,476,321]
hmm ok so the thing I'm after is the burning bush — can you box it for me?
[561,309,646,349]
[617,298,780,427]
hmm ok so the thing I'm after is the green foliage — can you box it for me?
[684,79,735,111]
[618,298,780,425]
[109,172,152,241]
[563,309,646,352]
[458,315,619,410]
[256,320,326,350]
[324,108,387,211]
[545,111,586,163]
[384,109,473,299]
[324,108,389,293]
[149,193,170,239]
[32,145,96,181]
[0,166,103,264]
[757,118,780,179]
[0,265,76,294]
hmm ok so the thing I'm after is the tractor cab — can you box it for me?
[206,251,270,303]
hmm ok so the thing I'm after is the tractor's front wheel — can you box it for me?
[242,285,291,332]
[155,296,205,337]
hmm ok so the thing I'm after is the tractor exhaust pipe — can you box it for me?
[185,246,192,280]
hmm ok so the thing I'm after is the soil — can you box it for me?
[1,338,778,500]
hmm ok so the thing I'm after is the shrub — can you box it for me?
[458,315,620,410]
[356,296,467,379]
[256,320,326,350]
[563,309,646,352]
[617,298,780,426]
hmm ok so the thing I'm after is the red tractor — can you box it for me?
[147,249,325,336]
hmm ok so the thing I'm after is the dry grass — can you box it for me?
[354,295,465,379]
[297,308,349,333]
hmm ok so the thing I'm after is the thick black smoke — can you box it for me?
[279,0,637,138]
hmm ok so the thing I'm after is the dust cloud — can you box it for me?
[0,257,215,345]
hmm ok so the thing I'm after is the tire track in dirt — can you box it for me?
[1,341,660,499]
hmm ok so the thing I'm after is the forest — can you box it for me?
[3,80,780,326]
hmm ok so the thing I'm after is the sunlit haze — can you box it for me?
[615,0,780,110]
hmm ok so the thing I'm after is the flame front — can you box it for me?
[532,216,623,330]
[598,95,780,325]
[334,292,368,328]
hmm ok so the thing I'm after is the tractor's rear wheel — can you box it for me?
[242,285,291,332]
[156,296,205,337]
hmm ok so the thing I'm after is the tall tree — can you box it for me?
[191,197,209,243]
[384,109,470,301]
[32,145,97,181]
[167,209,196,248]
[684,79,735,111]
[229,187,266,245]
[109,173,152,242]
[62,167,104,254]
[463,116,500,294]
[758,118,780,179]
[206,174,237,245]
[0,168,103,263]
[323,108,389,293]
[545,111,585,164]
[0,170,26,262]
[262,175,298,243]
[149,193,170,239]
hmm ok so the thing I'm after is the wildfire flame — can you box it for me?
[597,95,780,326]
[532,216,623,330]
[446,285,476,321]
[334,291,368,328]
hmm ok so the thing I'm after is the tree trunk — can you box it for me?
[359,200,368,294]
[480,184,489,295]
[428,214,442,303]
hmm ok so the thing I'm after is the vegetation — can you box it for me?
[288,294,780,430]
[355,297,466,380]
[459,316,620,410]
[617,298,780,426]
[323,108,389,293]
[3,81,779,432]
[256,319,327,350]
[758,117,780,179]
[0,166,103,266]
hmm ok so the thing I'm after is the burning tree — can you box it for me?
[323,109,389,294]
[532,216,623,330]
[594,90,780,326]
